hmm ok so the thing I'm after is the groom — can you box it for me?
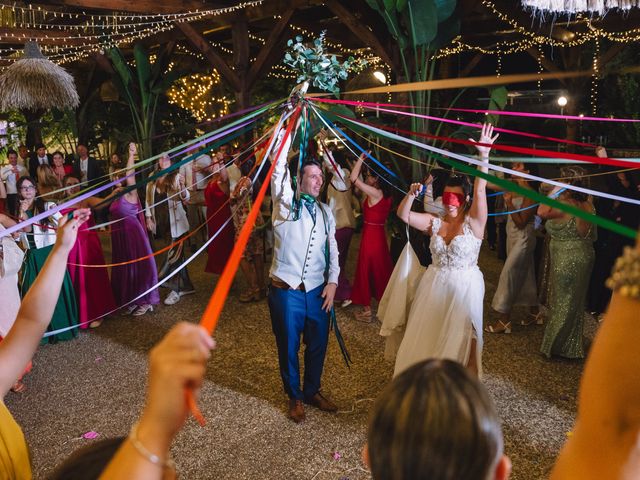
[268,122,340,423]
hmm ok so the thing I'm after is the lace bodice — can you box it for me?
[429,217,482,270]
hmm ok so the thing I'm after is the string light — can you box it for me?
[0,0,264,65]
[537,49,543,98]
[591,36,600,115]
[167,70,233,121]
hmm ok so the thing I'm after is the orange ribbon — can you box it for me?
[188,105,301,425]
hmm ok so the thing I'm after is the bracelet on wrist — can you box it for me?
[128,422,175,470]
[606,246,640,301]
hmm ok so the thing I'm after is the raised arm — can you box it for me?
[397,183,436,232]
[270,124,295,221]
[0,209,90,397]
[125,143,138,189]
[468,123,498,237]
[322,147,350,191]
[350,152,384,203]
[98,323,214,480]
[551,231,640,479]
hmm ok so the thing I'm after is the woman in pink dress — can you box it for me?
[204,152,234,274]
[349,152,394,322]
[61,175,117,328]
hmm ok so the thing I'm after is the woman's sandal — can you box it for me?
[354,309,374,323]
[485,320,512,334]
[10,381,26,393]
[521,312,544,326]
[132,304,154,316]
[239,288,261,303]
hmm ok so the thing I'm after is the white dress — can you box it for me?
[0,225,24,337]
[491,197,538,313]
[394,216,485,377]
[378,241,425,361]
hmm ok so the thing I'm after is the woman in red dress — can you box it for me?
[349,151,394,321]
[204,151,234,274]
[51,151,74,184]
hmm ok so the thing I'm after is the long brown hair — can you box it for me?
[155,154,179,194]
[368,359,503,480]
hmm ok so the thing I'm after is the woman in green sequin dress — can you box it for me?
[537,174,595,359]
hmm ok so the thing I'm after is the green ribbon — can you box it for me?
[334,114,637,241]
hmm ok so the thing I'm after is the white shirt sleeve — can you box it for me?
[270,127,294,222]
[326,207,340,285]
[322,152,350,191]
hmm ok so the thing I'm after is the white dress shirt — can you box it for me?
[1,164,27,194]
[323,154,356,230]
[269,130,339,291]
[145,173,190,239]
[227,163,242,193]
[186,154,211,191]
[79,157,89,182]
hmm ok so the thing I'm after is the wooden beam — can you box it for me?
[89,52,114,74]
[174,21,240,91]
[460,52,484,78]
[324,0,394,68]
[245,7,294,89]
[43,0,213,14]
[598,43,625,70]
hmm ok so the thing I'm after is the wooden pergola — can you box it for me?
[2,0,640,144]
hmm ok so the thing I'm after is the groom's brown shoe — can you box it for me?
[304,392,338,413]
[288,398,305,423]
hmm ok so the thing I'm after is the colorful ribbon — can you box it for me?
[330,112,637,239]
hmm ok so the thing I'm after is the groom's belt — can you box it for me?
[271,278,306,291]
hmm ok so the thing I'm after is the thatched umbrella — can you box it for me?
[0,41,79,148]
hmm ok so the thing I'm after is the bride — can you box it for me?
[393,123,498,377]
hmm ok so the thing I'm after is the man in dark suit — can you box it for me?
[73,144,104,191]
[28,143,52,179]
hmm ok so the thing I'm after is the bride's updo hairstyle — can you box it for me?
[367,359,504,480]
[445,174,473,208]
[559,166,590,202]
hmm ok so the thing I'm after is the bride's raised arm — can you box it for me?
[397,182,436,233]
[468,123,498,237]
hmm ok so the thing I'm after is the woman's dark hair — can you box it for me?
[368,359,503,480]
[560,166,590,202]
[52,150,65,161]
[365,165,394,198]
[445,174,473,203]
[13,176,52,225]
[48,437,125,480]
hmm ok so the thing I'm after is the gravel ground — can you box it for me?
[6,235,597,479]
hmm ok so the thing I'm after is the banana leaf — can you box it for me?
[406,0,437,46]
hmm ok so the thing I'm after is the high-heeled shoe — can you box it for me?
[485,320,512,334]
[132,304,154,316]
[521,312,544,326]
[239,288,261,303]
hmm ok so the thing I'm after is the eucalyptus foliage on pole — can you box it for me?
[284,31,366,97]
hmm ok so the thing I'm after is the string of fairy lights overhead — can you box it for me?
[1,0,635,118]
